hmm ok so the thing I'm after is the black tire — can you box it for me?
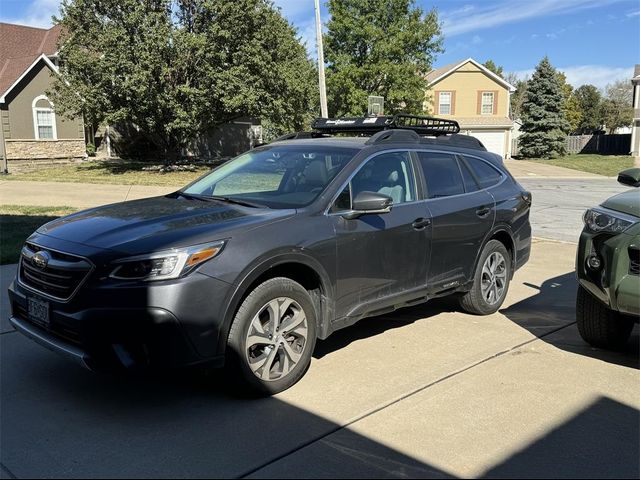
[225,277,317,395]
[459,239,511,315]
[576,285,633,350]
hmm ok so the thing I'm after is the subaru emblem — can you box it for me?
[32,251,50,269]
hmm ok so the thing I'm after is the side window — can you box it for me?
[331,184,351,212]
[457,157,480,193]
[350,151,416,205]
[417,152,465,198]
[464,156,503,189]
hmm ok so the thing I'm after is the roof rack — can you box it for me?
[311,113,460,136]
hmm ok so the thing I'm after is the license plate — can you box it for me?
[27,296,50,327]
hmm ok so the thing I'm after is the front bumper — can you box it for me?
[576,228,640,318]
[8,268,232,370]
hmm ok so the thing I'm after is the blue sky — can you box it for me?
[2,0,639,89]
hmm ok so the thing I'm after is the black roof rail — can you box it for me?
[311,113,460,136]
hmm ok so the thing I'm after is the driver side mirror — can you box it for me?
[341,191,393,219]
[617,168,640,188]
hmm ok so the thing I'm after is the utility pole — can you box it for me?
[314,0,328,118]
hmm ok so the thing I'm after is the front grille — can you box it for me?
[629,248,640,276]
[18,242,92,301]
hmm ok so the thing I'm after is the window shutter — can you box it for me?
[476,92,482,115]
[434,91,440,114]
[451,91,456,115]
[493,90,499,115]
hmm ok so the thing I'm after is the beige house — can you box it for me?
[631,64,640,161]
[0,23,85,172]
[426,58,516,158]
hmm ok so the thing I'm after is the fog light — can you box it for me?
[587,255,602,270]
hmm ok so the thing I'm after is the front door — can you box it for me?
[329,151,431,319]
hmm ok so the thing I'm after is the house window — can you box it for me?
[35,109,55,139]
[481,92,494,115]
[32,95,57,140]
[439,92,452,115]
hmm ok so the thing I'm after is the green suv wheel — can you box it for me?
[576,285,634,350]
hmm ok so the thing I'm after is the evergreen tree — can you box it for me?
[324,0,443,116]
[519,57,569,159]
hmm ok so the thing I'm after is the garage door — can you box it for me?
[467,130,505,158]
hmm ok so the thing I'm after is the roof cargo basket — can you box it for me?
[311,114,460,136]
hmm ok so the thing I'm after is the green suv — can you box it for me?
[576,168,640,350]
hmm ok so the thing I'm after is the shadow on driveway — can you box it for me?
[500,272,639,370]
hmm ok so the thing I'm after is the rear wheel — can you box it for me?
[226,277,317,395]
[459,239,511,315]
[576,285,633,350]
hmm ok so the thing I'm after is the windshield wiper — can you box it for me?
[176,191,267,208]
[208,196,267,208]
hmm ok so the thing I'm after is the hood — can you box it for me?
[601,190,640,218]
[38,195,294,254]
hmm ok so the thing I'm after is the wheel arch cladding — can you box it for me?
[219,257,333,355]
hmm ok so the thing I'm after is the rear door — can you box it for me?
[415,151,495,293]
[329,150,431,319]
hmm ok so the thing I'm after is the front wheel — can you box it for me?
[226,277,317,395]
[576,285,633,350]
[459,240,511,315]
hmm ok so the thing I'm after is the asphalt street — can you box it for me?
[1,240,638,479]
[517,177,631,243]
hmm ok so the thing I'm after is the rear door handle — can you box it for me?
[412,217,432,230]
[476,207,491,218]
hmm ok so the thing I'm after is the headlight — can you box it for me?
[583,208,637,234]
[109,241,225,281]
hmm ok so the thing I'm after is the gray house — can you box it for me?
[0,22,85,172]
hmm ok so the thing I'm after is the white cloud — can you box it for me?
[1,0,61,28]
[627,9,640,17]
[471,35,483,45]
[440,0,628,37]
[508,65,634,89]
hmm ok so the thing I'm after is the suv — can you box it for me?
[576,168,640,350]
[8,115,532,394]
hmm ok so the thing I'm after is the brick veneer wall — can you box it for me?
[5,139,86,160]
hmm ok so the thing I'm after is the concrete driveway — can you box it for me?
[1,240,638,478]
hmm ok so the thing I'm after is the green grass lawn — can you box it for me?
[4,160,212,187]
[0,205,77,265]
[528,154,634,177]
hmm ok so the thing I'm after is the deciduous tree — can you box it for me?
[324,0,443,117]
[574,84,602,133]
[50,0,317,159]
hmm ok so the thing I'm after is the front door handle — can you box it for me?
[476,206,491,218]
[412,217,432,230]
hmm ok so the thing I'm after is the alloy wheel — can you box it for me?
[244,297,308,381]
[481,252,507,306]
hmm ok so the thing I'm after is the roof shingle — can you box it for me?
[0,22,62,99]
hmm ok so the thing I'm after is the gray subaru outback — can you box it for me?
[8,115,532,394]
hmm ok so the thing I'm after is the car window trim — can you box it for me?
[325,148,421,215]
[412,148,507,201]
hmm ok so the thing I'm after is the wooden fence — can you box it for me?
[512,134,631,157]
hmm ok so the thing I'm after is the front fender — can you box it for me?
[215,249,335,355]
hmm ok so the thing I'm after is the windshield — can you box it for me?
[183,144,359,209]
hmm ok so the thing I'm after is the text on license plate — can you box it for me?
[27,296,49,326]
